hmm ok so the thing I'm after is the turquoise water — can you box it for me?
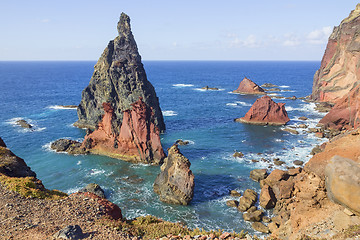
[0,61,326,233]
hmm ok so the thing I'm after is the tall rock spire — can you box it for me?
[75,13,165,133]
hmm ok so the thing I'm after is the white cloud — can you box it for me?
[283,33,300,47]
[307,26,332,45]
[228,34,263,48]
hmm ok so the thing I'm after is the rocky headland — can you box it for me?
[234,95,290,125]
[233,77,265,94]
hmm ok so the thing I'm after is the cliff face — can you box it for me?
[75,13,165,133]
[235,96,290,126]
[82,98,165,165]
[312,4,360,103]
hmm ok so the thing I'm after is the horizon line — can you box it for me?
[0,59,321,62]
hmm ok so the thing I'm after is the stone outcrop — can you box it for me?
[0,138,36,178]
[79,183,106,199]
[237,189,257,212]
[153,144,194,205]
[325,155,360,215]
[15,119,32,129]
[232,77,265,94]
[51,139,88,155]
[75,13,165,133]
[312,4,360,103]
[82,99,165,164]
[234,96,290,125]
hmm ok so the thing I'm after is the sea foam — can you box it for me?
[162,110,178,116]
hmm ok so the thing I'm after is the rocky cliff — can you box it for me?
[312,4,360,103]
[82,98,165,164]
[235,95,290,125]
[75,13,165,133]
[233,77,265,94]
[153,144,194,205]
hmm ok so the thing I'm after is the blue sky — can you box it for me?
[0,1,358,61]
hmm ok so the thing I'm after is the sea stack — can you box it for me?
[233,77,265,94]
[75,13,165,133]
[82,99,165,164]
[153,144,194,205]
[235,95,290,125]
[73,13,166,164]
[312,4,360,129]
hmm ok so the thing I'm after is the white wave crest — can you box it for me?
[48,105,77,110]
[235,101,252,107]
[173,83,194,87]
[162,110,178,117]
[279,85,290,88]
[226,103,238,106]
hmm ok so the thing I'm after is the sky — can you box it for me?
[0,0,358,61]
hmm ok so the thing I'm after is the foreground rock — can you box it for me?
[52,225,85,240]
[82,99,165,164]
[79,183,106,199]
[235,96,290,125]
[232,77,265,94]
[153,145,194,205]
[0,139,36,178]
[325,155,360,215]
[75,13,165,133]
[238,189,257,212]
[312,4,360,103]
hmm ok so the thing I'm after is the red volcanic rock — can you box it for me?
[72,192,122,220]
[82,98,165,165]
[233,77,265,94]
[312,4,360,103]
[319,83,360,130]
[235,96,290,126]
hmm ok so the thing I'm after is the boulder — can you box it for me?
[259,185,276,209]
[243,210,264,222]
[249,169,268,182]
[175,139,190,146]
[251,222,270,233]
[298,116,308,120]
[232,77,265,94]
[74,13,165,133]
[79,183,106,199]
[272,179,294,200]
[0,139,36,178]
[51,139,87,155]
[15,119,32,129]
[82,99,165,164]
[226,200,239,208]
[325,156,360,215]
[282,128,299,134]
[201,86,219,90]
[237,189,257,212]
[153,145,194,205]
[230,190,241,197]
[293,160,304,166]
[263,169,289,187]
[235,96,290,126]
[52,225,84,240]
[233,151,244,158]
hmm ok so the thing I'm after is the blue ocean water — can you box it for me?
[0,61,326,233]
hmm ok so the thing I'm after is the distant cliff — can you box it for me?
[75,13,165,133]
[312,4,360,103]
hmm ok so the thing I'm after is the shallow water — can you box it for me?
[0,61,327,234]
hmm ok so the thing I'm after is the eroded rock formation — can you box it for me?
[235,95,290,125]
[75,13,165,133]
[312,4,360,103]
[82,99,165,165]
[233,77,265,94]
[153,144,194,205]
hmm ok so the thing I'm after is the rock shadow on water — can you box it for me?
[191,173,239,205]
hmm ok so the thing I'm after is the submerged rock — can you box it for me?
[232,77,265,94]
[75,13,165,133]
[261,83,278,88]
[153,145,194,205]
[235,96,290,125]
[175,139,190,145]
[15,119,32,129]
[201,86,219,90]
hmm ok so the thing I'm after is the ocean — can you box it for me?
[0,61,327,234]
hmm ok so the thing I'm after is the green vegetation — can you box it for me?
[0,174,67,200]
[99,215,247,239]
